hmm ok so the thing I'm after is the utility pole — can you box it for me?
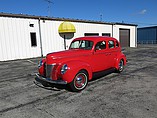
[44,0,53,17]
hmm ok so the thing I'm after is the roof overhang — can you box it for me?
[0,12,137,26]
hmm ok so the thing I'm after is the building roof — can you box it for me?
[0,12,137,26]
[138,26,157,29]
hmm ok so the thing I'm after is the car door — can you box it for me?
[107,40,117,68]
[92,41,109,72]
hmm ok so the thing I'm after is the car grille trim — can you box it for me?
[45,64,56,79]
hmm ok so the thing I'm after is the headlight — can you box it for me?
[38,60,43,68]
[61,64,68,74]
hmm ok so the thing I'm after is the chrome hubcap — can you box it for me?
[74,73,87,89]
[119,60,123,71]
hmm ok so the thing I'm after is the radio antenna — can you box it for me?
[100,13,103,21]
[44,0,53,17]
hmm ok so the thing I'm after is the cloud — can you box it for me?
[139,9,147,14]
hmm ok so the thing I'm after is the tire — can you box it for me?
[69,70,88,92]
[117,59,124,73]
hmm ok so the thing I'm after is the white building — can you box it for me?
[0,13,137,61]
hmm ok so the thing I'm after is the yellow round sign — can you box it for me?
[58,21,76,33]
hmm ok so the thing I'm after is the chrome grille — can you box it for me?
[45,64,55,79]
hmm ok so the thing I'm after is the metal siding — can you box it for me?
[41,21,113,55]
[0,17,41,61]
[0,16,137,61]
[0,18,6,61]
[74,22,112,37]
[66,22,113,48]
[138,28,156,41]
[113,25,136,47]
[156,28,157,41]
[40,20,64,56]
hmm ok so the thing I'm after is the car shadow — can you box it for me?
[33,81,61,91]
[34,68,117,92]
[90,68,116,82]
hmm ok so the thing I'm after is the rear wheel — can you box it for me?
[117,59,124,73]
[69,70,88,92]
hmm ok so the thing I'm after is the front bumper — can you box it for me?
[35,73,67,85]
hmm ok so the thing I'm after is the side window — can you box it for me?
[108,40,115,49]
[95,41,106,50]
[70,40,93,50]
[116,41,119,47]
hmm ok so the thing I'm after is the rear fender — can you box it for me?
[115,54,127,70]
[61,60,93,83]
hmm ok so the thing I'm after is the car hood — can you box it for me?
[46,49,92,64]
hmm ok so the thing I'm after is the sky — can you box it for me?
[0,0,157,27]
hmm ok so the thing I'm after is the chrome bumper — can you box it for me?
[35,73,67,85]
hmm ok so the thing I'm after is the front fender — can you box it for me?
[61,60,93,83]
[38,59,46,76]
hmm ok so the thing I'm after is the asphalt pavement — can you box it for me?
[0,45,157,118]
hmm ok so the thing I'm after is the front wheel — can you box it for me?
[117,59,124,73]
[69,70,88,92]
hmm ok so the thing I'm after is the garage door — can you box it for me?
[119,29,130,47]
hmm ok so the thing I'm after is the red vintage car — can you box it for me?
[35,36,127,92]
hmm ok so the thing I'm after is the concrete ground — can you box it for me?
[0,45,157,118]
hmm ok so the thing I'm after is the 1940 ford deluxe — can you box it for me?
[35,36,127,92]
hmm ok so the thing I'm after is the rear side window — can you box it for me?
[116,41,119,47]
[108,40,115,48]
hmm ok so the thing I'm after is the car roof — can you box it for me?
[73,36,117,43]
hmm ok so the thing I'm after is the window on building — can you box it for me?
[102,33,111,37]
[108,40,115,48]
[84,33,99,36]
[29,24,34,27]
[30,32,37,47]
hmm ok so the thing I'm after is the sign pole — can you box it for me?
[64,35,66,50]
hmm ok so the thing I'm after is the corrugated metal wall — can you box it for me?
[0,16,137,61]
[0,17,41,61]
[137,27,157,44]
[40,20,64,56]
[65,22,113,48]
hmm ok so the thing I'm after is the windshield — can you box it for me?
[69,40,93,50]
